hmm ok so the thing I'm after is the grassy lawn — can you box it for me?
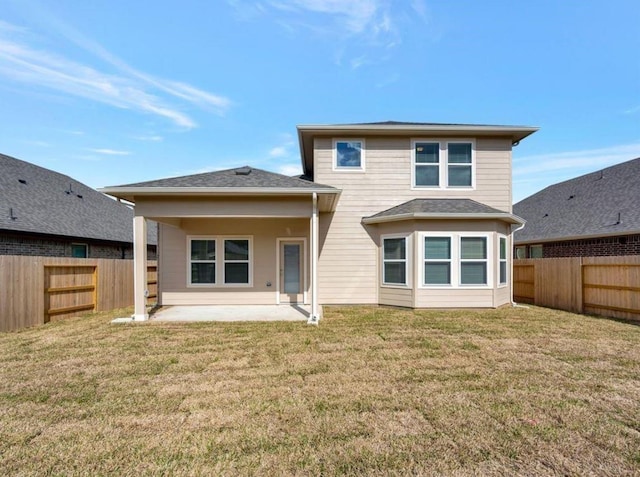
[1,305,639,476]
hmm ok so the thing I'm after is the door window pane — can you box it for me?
[283,244,300,293]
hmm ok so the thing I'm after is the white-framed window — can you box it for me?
[189,238,216,285]
[460,236,488,285]
[412,139,475,189]
[423,236,452,285]
[499,236,507,286]
[382,235,408,286]
[71,243,88,258]
[333,139,365,171]
[223,238,251,285]
[529,244,543,258]
[420,233,492,288]
[187,236,252,287]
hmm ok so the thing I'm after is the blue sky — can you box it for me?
[0,0,638,202]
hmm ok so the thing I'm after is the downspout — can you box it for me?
[308,192,319,325]
[510,222,529,308]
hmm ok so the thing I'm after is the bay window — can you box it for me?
[382,236,407,286]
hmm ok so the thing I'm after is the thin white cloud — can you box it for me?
[269,146,289,158]
[513,143,640,202]
[134,135,164,142]
[90,148,131,156]
[0,18,231,128]
[268,133,296,158]
[624,105,640,114]
[278,163,303,176]
[229,0,429,69]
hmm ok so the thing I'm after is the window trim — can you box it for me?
[423,236,453,286]
[187,236,217,287]
[381,233,411,288]
[498,235,508,287]
[411,138,476,190]
[333,138,365,172]
[187,235,253,288]
[419,232,493,289]
[222,238,253,287]
[459,235,489,286]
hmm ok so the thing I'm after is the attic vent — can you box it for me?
[543,213,549,218]
[77,194,83,199]
[235,167,252,176]
[18,179,27,184]
[568,195,575,200]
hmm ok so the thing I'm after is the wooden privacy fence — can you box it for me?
[514,256,640,321]
[1,256,157,332]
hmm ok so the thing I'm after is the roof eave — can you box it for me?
[514,229,640,245]
[362,212,525,225]
[100,186,341,200]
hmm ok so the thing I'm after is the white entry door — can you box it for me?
[279,240,304,303]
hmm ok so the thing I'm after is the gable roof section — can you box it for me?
[363,199,523,225]
[297,121,539,178]
[100,166,340,203]
[0,153,156,245]
[513,157,640,244]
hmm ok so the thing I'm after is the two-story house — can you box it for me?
[101,122,537,322]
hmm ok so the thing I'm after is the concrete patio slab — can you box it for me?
[150,304,312,322]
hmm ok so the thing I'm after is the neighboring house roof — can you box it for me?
[514,157,640,244]
[363,198,523,225]
[100,166,341,206]
[0,153,157,245]
[297,121,539,179]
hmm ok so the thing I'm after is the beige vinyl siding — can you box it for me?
[314,136,513,305]
[415,289,494,308]
[379,287,413,307]
[159,218,309,305]
[494,285,511,307]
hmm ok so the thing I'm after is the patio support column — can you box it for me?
[133,215,148,321]
[308,192,319,325]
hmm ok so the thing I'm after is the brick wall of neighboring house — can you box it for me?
[541,234,640,258]
[0,233,157,259]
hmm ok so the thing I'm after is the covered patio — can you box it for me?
[150,304,313,322]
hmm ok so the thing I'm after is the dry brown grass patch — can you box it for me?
[1,305,639,475]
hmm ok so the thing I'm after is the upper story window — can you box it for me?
[333,139,365,171]
[412,140,475,189]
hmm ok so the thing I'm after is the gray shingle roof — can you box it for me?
[513,157,640,243]
[363,199,519,224]
[0,153,156,245]
[111,166,337,190]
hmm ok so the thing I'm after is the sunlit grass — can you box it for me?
[1,305,639,475]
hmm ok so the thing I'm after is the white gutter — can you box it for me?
[362,212,525,225]
[510,221,529,308]
[99,187,340,196]
[308,192,319,325]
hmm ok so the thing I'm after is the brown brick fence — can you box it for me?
[0,256,157,332]
[514,256,640,321]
